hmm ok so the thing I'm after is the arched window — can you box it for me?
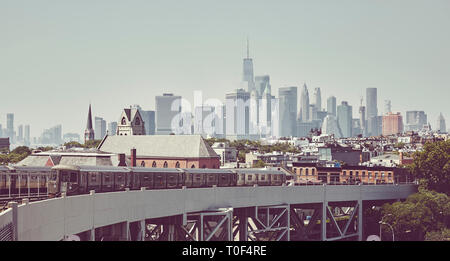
[140,161,145,167]
[202,165,206,169]
[175,161,180,168]
[135,117,140,125]
[152,161,157,168]
[163,161,168,168]
[191,164,195,168]
[121,117,126,125]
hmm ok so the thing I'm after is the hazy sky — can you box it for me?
[1,0,449,138]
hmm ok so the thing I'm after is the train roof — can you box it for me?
[131,167,181,173]
[11,166,52,171]
[181,168,234,174]
[52,165,129,173]
[231,168,285,175]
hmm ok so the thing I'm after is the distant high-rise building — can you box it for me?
[359,105,366,136]
[94,117,107,140]
[321,115,343,138]
[278,87,297,137]
[405,111,427,131]
[6,113,14,143]
[382,112,403,136]
[242,38,255,93]
[337,101,353,138]
[18,125,23,142]
[84,104,95,143]
[327,96,337,117]
[437,113,446,133]
[313,88,322,112]
[384,100,392,114]
[298,84,310,123]
[63,133,81,143]
[366,88,378,136]
[24,125,30,146]
[156,93,182,135]
[108,122,117,136]
[40,124,62,144]
[255,75,270,97]
[226,89,250,138]
[0,124,2,138]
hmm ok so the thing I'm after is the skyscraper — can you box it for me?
[313,88,322,112]
[382,112,404,136]
[226,88,250,139]
[327,96,337,117]
[384,100,392,114]
[242,38,255,93]
[337,101,353,138]
[298,84,310,123]
[278,87,297,137]
[155,93,182,135]
[24,125,30,146]
[366,88,378,136]
[6,113,14,143]
[108,122,117,136]
[84,104,95,143]
[437,113,446,133]
[95,117,107,140]
[405,111,427,131]
[18,125,23,142]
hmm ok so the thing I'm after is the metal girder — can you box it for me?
[323,201,361,241]
[234,205,290,241]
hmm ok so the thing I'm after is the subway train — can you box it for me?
[0,164,287,198]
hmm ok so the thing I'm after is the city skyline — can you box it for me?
[1,0,449,137]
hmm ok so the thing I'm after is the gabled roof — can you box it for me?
[98,135,219,158]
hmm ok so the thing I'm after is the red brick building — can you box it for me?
[98,135,220,169]
[382,112,404,136]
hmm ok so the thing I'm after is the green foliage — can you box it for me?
[408,140,450,195]
[84,140,102,148]
[425,228,450,241]
[394,142,405,150]
[204,138,229,147]
[64,141,84,148]
[253,159,266,168]
[381,189,450,241]
[36,146,54,152]
[0,146,32,165]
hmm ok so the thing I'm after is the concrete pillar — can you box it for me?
[140,220,145,241]
[122,221,129,241]
[358,200,363,241]
[167,224,175,241]
[8,202,18,241]
[90,228,95,241]
[237,208,249,241]
[322,202,327,241]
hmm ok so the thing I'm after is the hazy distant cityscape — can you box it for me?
[0,41,447,149]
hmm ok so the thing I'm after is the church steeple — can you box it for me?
[84,103,95,143]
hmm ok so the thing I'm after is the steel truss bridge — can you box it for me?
[0,183,417,241]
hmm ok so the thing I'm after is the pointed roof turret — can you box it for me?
[86,104,93,130]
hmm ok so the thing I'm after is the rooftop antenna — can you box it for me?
[246,36,249,58]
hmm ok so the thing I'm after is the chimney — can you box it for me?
[131,148,136,167]
[118,153,126,167]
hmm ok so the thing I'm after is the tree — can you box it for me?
[253,160,266,168]
[84,140,101,148]
[408,140,450,195]
[64,141,84,148]
[381,189,450,241]
[425,228,450,241]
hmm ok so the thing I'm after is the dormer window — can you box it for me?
[121,117,126,125]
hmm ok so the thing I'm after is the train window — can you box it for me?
[143,175,149,181]
[70,172,77,182]
[260,175,265,181]
[248,176,252,181]
[91,175,97,182]
[62,173,70,182]
[105,174,111,182]
[117,174,123,181]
